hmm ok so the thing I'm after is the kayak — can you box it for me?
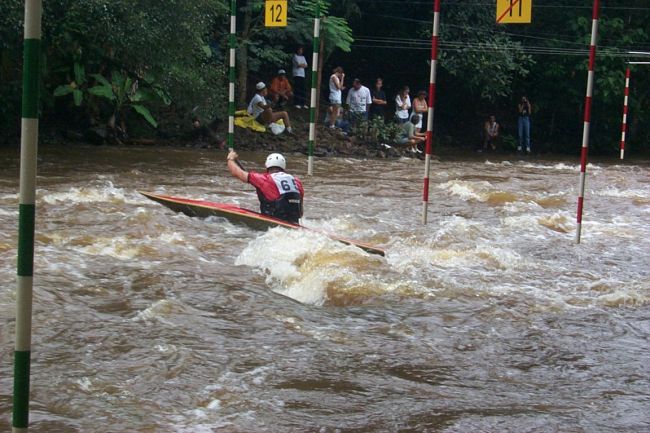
[140,191,385,256]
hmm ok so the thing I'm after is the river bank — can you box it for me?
[6,104,648,160]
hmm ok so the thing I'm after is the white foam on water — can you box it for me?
[132,299,185,325]
[582,218,647,239]
[429,215,492,243]
[236,228,339,304]
[536,212,574,233]
[388,242,525,273]
[0,207,18,216]
[157,231,187,244]
[74,235,143,260]
[502,200,543,213]
[502,212,566,233]
[438,180,492,202]
[520,162,601,172]
[597,290,649,307]
[75,377,93,392]
[593,187,650,199]
[40,181,140,205]
[155,344,177,353]
[206,399,221,410]
[236,227,380,305]
[0,193,18,201]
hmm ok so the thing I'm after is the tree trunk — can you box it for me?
[315,23,325,125]
[236,1,252,107]
[629,91,646,147]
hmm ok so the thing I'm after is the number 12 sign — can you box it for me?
[265,0,288,27]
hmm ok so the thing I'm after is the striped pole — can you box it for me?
[422,0,441,224]
[575,0,600,244]
[14,1,42,432]
[619,67,630,160]
[308,1,321,176]
[227,0,236,150]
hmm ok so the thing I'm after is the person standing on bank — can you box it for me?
[328,67,345,129]
[292,46,309,108]
[226,150,304,224]
[411,90,428,133]
[370,78,388,121]
[517,96,532,153]
[482,115,500,151]
[395,85,411,124]
[346,78,372,125]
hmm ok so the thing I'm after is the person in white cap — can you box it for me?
[226,149,304,224]
[247,81,293,134]
[269,69,293,107]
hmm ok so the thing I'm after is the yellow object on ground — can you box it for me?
[234,110,266,132]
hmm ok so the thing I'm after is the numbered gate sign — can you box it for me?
[496,0,532,24]
[265,0,288,27]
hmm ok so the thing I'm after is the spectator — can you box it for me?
[324,107,351,135]
[395,85,411,124]
[398,114,426,153]
[369,78,388,121]
[248,82,293,134]
[291,46,309,108]
[411,90,428,133]
[482,115,500,151]
[328,67,345,129]
[269,70,293,107]
[346,78,372,125]
[517,96,532,153]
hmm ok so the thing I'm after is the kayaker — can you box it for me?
[226,150,304,224]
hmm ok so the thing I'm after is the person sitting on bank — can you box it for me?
[483,115,500,151]
[398,114,426,153]
[247,82,293,134]
[268,69,294,107]
[226,150,304,224]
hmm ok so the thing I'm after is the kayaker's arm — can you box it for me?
[227,150,249,182]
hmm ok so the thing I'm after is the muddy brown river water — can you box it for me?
[1,144,649,432]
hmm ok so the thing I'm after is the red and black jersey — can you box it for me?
[248,171,304,224]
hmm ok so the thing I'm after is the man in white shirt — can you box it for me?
[247,82,293,134]
[346,78,372,125]
[291,46,309,109]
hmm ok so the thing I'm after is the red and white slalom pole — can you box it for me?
[575,0,600,244]
[619,67,630,160]
[422,0,441,224]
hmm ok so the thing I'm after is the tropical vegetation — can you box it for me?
[0,0,648,154]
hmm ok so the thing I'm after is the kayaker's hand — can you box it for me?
[227,150,239,161]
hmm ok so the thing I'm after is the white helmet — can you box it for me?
[265,153,286,170]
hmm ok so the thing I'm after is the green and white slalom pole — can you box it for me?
[227,0,236,151]
[307,1,321,176]
[14,1,42,432]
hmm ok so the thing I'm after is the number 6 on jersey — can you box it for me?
[265,0,288,27]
